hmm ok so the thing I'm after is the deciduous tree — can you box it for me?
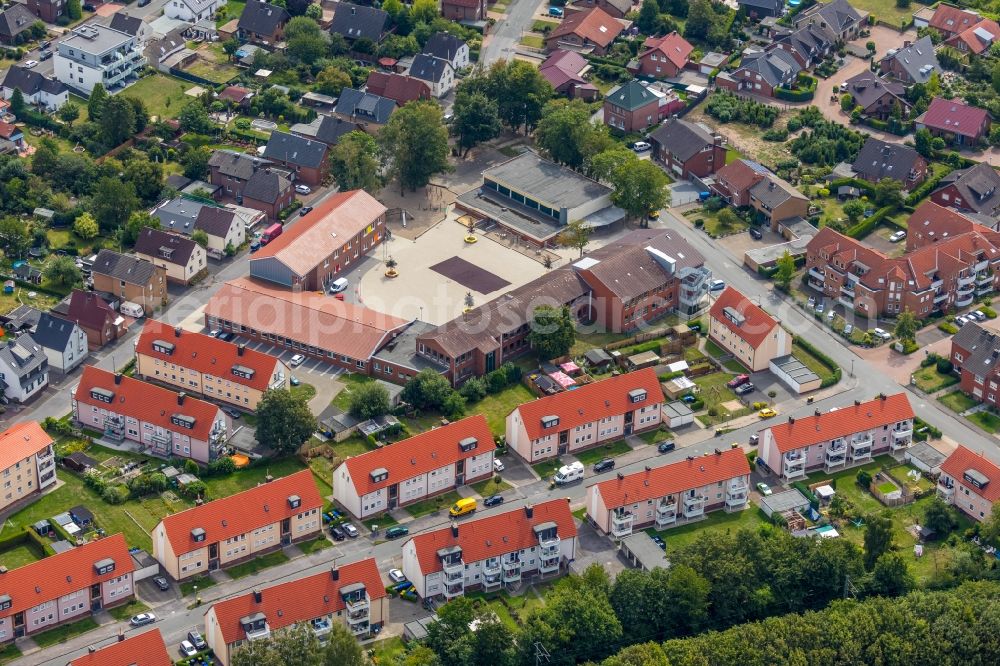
[379,100,450,193]
[863,512,894,570]
[452,88,501,156]
[255,388,317,455]
[72,212,99,240]
[43,255,82,287]
[87,83,107,121]
[774,250,796,289]
[893,308,918,342]
[328,130,382,192]
[557,218,592,257]
[91,177,139,232]
[348,381,391,420]
[528,305,576,359]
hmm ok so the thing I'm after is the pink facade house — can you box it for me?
[938,445,1000,523]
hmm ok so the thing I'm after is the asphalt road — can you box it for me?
[479,0,545,66]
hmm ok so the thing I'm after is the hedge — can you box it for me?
[906,166,954,206]
[845,205,897,239]
[793,335,841,388]
[775,74,818,102]
[792,481,820,509]
[828,177,875,197]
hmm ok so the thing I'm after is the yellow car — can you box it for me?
[648,210,660,220]
[758,408,777,419]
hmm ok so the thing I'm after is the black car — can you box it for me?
[218,331,235,342]
[385,526,409,539]
[83,3,96,10]
[152,576,169,591]
[330,526,346,541]
[187,630,208,652]
[223,407,241,419]
[748,227,763,240]
[39,49,52,61]
[483,494,504,507]
[657,440,676,453]
[650,534,666,551]
[593,458,615,473]
[299,206,314,216]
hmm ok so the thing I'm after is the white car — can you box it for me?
[632,141,651,152]
[289,354,306,367]
[294,184,312,195]
[388,568,406,584]
[23,59,37,68]
[179,641,197,657]
[493,458,505,472]
[889,230,907,242]
[342,523,360,538]
[873,327,892,340]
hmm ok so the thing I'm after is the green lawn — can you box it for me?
[404,490,463,518]
[647,507,769,551]
[331,373,375,411]
[327,436,379,460]
[32,617,99,648]
[532,459,563,482]
[703,339,729,359]
[180,575,216,597]
[938,390,978,413]
[298,536,335,555]
[887,464,935,493]
[216,0,246,25]
[877,481,897,494]
[791,341,838,384]
[519,34,545,48]
[725,148,744,164]
[371,637,407,664]
[290,382,317,402]
[0,541,44,568]
[108,599,150,622]
[574,440,632,466]
[477,384,534,434]
[698,208,750,238]
[0,643,21,664]
[123,73,200,121]
[183,57,240,85]
[363,513,398,531]
[226,550,290,579]
[968,410,1000,433]
[913,365,958,393]
[847,0,913,26]
[692,372,747,426]
[470,476,514,497]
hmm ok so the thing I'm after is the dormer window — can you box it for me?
[370,467,388,484]
[152,340,175,355]
[232,365,255,380]
[171,414,196,429]
[458,437,477,452]
[90,388,114,403]
[541,415,559,429]
[964,468,990,490]
[191,527,206,542]
[94,558,115,575]
[0,594,10,612]
[287,495,301,510]
[628,389,647,404]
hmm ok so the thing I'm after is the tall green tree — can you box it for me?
[868,551,915,597]
[67,0,82,20]
[863,512,895,570]
[401,368,455,411]
[684,0,713,41]
[379,100,450,193]
[452,88,501,156]
[923,497,957,536]
[528,305,576,359]
[637,0,660,34]
[122,211,160,247]
[91,177,139,232]
[123,158,164,202]
[608,158,670,222]
[557,218,592,257]
[602,643,670,666]
[774,250,796,289]
[179,101,214,134]
[535,99,606,170]
[73,212,99,240]
[893,308,918,342]
[485,60,552,133]
[874,177,904,208]
[57,102,80,126]
[255,388,317,455]
[663,564,711,636]
[87,83,108,121]
[328,131,383,192]
[43,255,82,287]
[9,88,25,116]
[348,381,391,419]
[315,66,352,96]
[181,145,212,180]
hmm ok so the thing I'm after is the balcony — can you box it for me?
[840,284,855,297]
[934,292,948,303]
[849,437,872,461]
[931,278,944,290]
[891,428,912,451]
[958,274,976,288]
[937,481,955,499]
[539,535,560,558]
[977,272,993,286]
[683,495,705,519]
[978,285,994,297]
[825,444,847,469]
[311,617,332,637]
[838,297,854,309]
[783,452,806,479]
[539,551,561,574]
[442,577,464,599]
[244,622,271,641]
[611,511,634,538]
[726,482,748,508]
[655,500,677,528]
[956,292,975,308]
[976,260,989,272]
[482,562,502,591]
[345,596,370,618]
[501,559,521,584]
[808,267,825,281]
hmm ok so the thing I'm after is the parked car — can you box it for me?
[153,576,169,591]
[294,184,312,195]
[180,641,197,657]
[223,407,241,419]
[873,327,892,340]
[289,353,306,367]
[727,374,750,389]
[843,324,853,336]
[681,394,697,403]
[188,631,208,652]
[483,494,504,507]
[449,497,477,517]
[553,461,585,485]
[218,331,234,342]
[749,434,759,446]
[83,3,96,10]
[815,302,825,314]
[650,534,666,550]
[548,6,564,16]
[23,59,37,68]
[38,49,52,61]
[756,482,773,496]
[330,525,346,541]
[386,526,409,539]
[593,458,615,473]
[342,523,360,538]
[657,440,676,453]
[130,613,156,627]
[38,40,50,49]
[329,277,349,294]
[493,458,505,472]
[734,382,755,395]
[827,308,835,320]
[631,141,651,152]
[758,407,777,419]
[973,310,987,321]
[748,227,763,240]
[388,568,407,584]
[290,376,300,386]
[299,206,314,216]
[808,296,816,308]
[710,279,726,291]
[889,230,907,243]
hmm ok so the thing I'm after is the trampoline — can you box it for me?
[230,453,251,468]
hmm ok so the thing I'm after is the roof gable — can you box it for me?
[940,445,1000,503]
[709,286,780,348]
[261,130,328,169]
[767,393,913,453]
[69,629,172,666]
[549,7,624,48]
[134,227,199,266]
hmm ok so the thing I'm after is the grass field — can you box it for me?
[477,384,535,434]
[913,365,959,393]
[180,575,216,597]
[298,535,335,555]
[692,372,747,426]
[471,476,513,497]
[404,490,462,518]
[573,440,632,466]
[938,390,978,413]
[0,643,20,664]
[968,410,1000,433]
[183,57,240,85]
[226,550,290,579]
[108,599,149,622]
[791,341,838,384]
[532,458,563,481]
[520,34,545,48]
[647,507,770,551]
[331,373,374,411]
[0,541,44,568]
[848,0,913,25]
[290,382,317,402]
[32,617,99,648]
[123,73,199,121]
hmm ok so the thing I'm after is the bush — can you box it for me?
[705,91,779,128]
[183,458,200,474]
[938,322,959,335]
[178,480,207,499]
[102,484,129,504]
[845,205,896,239]
[459,376,488,401]
[207,456,236,477]
[856,470,872,488]
[981,306,997,319]
[936,358,953,374]
[906,166,953,206]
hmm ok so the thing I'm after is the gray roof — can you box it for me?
[843,71,907,109]
[482,150,612,210]
[605,80,658,112]
[408,53,452,84]
[209,149,268,180]
[0,5,37,40]
[262,130,328,169]
[951,321,1000,378]
[31,313,78,352]
[0,66,67,97]
[243,168,291,204]
[62,24,133,55]
[779,24,834,60]
[759,488,811,516]
[796,0,864,32]
[738,0,783,10]
[134,227,199,267]
[619,533,669,571]
[738,47,801,87]
[109,12,143,37]
[371,320,445,374]
[238,0,289,36]
[335,88,396,124]
[330,3,388,42]
[750,173,807,209]
[2,304,42,332]
[936,162,1000,216]
[906,441,947,470]
[311,115,359,145]
[881,36,938,84]
[195,206,239,238]
[422,32,466,62]
[153,196,204,236]
[851,138,923,185]
[649,119,717,162]
[0,333,47,380]
[92,249,159,285]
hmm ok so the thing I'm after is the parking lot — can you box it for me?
[239,338,346,412]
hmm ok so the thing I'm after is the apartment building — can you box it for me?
[948,322,1000,410]
[204,558,386,665]
[135,320,289,412]
[333,415,495,519]
[0,534,134,643]
[72,366,229,464]
[152,470,323,580]
[937,445,999,523]
[805,224,1000,318]
[54,24,145,94]
[91,250,168,314]
[758,393,914,482]
[708,286,791,372]
[133,227,207,285]
[586,448,751,538]
[506,368,664,463]
[401,500,577,599]
[69,629,171,666]
[0,421,56,516]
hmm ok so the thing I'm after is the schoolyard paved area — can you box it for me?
[430,256,511,295]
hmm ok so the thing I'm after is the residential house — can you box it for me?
[879,36,939,85]
[330,3,388,45]
[711,158,771,207]
[401,500,577,599]
[715,47,801,98]
[204,559,387,665]
[0,121,25,154]
[249,189,386,291]
[208,149,267,199]
[333,415,495,519]
[916,97,992,147]
[441,0,487,23]
[133,227,207,285]
[930,162,1000,218]
[0,5,37,46]
[61,290,128,350]
[148,27,187,73]
[72,366,229,463]
[31,312,86,374]
[774,23,836,69]
[840,71,911,120]
[851,137,927,191]
[648,118,726,180]
[569,0,632,18]
[407,54,455,98]
[237,0,289,44]
[261,130,328,187]
[196,205,246,257]
[945,16,1000,55]
[243,168,294,221]
[91,250,168,313]
[505,368,664,463]
[54,24,146,94]
[364,71,431,105]
[69,629,172,666]
[422,32,470,71]
[108,13,151,45]
[738,0,784,20]
[0,421,56,516]
[937,445,1000,523]
[806,224,1000,317]
[0,66,68,111]
[792,0,868,42]
[905,201,993,250]
[0,333,48,402]
[538,50,597,100]
[603,80,660,133]
[1,305,41,334]
[747,168,810,228]
[291,113,362,146]
[708,286,791,372]
[152,469,323,580]
[333,88,397,129]
[0,534,134,643]
[928,3,984,40]
[758,393,914,481]
[545,7,624,56]
[217,85,254,109]
[204,277,410,373]
[633,31,693,79]
[948,323,1000,412]
[165,0,223,22]
[25,0,64,24]
[586,448,750,537]
[135,319,289,412]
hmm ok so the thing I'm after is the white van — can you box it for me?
[119,301,145,318]
[329,277,349,294]
[553,461,584,485]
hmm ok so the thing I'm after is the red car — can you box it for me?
[727,374,750,389]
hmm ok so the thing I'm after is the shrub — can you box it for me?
[981,306,997,319]
[767,390,777,398]
[936,358,954,374]
[856,470,872,488]
[938,322,959,335]
[459,376,488,401]
[705,91,779,128]
[102,485,129,505]
[207,456,236,477]
[183,458,199,474]
[179,480,207,499]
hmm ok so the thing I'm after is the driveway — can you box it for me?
[669,182,702,206]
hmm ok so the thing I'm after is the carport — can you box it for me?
[619,533,669,571]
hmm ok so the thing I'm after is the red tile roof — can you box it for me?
[905,201,986,250]
[709,286,780,349]
[513,367,663,441]
[74,366,223,442]
[0,534,134,620]
[209,557,386,644]
[69,629,172,666]
[159,469,323,555]
[408,499,577,574]
[0,421,51,473]
[136,319,282,392]
[929,4,982,34]
[548,7,624,49]
[0,120,20,140]
[766,393,913,453]
[594,448,750,508]
[219,86,253,103]
[205,277,410,363]
[365,71,431,104]
[342,415,495,496]
[949,18,1000,53]
[250,189,387,277]
[641,31,694,69]
[918,97,990,139]
[941,445,1000,503]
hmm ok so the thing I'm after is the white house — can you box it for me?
[407,53,455,98]
[0,333,49,402]
[0,66,69,111]
[422,31,470,71]
[164,0,224,22]
[400,500,578,600]
[54,24,146,94]
[30,312,87,374]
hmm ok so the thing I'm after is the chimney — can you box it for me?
[814,409,820,416]
[524,504,533,519]
[178,392,186,405]
[644,465,651,472]
[238,343,245,356]
[903,40,911,48]
[253,589,262,603]
[174,326,181,338]
[789,416,795,424]
[331,567,339,581]
[880,393,886,401]
[854,399,861,406]
[450,522,458,538]
[117,629,125,643]
[114,373,123,385]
